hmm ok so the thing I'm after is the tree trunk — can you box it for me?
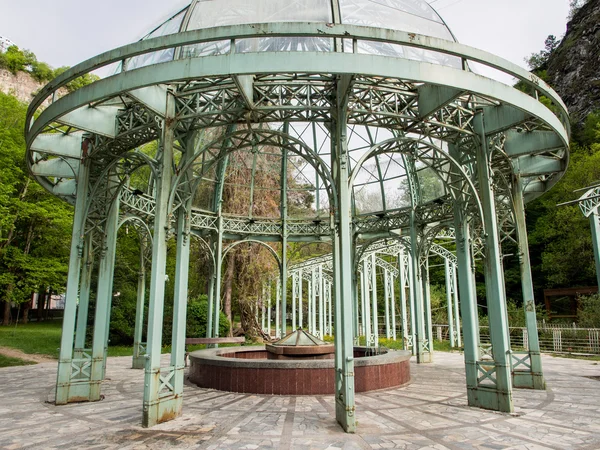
[2,293,12,326]
[22,298,32,324]
[239,296,271,342]
[37,290,46,321]
[223,253,235,337]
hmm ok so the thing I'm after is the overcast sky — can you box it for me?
[0,0,570,76]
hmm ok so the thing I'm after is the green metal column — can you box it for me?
[281,145,289,337]
[474,111,514,413]
[276,278,281,338]
[450,143,481,407]
[360,265,367,338]
[363,258,372,345]
[453,195,481,402]
[398,248,409,350]
[90,190,119,401]
[352,247,360,343]
[292,272,297,331]
[384,269,391,339]
[512,174,545,389]
[56,152,90,405]
[298,269,303,329]
[370,253,379,348]
[143,90,175,428]
[332,77,356,433]
[421,259,433,358]
[75,236,93,353]
[206,263,215,338]
[408,253,417,355]
[452,264,461,347]
[168,190,193,418]
[213,217,224,339]
[267,280,272,337]
[390,272,397,341]
[445,259,456,348]
[328,281,333,337]
[319,264,325,338]
[591,211,600,289]
[409,217,430,362]
[132,240,147,370]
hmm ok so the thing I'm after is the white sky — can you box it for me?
[0,0,570,77]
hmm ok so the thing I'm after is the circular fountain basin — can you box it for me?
[188,346,411,395]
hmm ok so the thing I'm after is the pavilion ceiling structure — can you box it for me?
[26,0,568,433]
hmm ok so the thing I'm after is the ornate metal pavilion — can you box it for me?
[26,0,569,432]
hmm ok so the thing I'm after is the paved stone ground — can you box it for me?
[1,352,599,449]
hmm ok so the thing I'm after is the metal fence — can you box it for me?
[430,323,600,355]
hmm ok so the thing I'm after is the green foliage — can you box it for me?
[0,46,99,89]
[527,130,600,290]
[187,295,230,338]
[577,294,600,328]
[525,35,560,70]
[0,321,62,357]
[0,46,55,83]
[53,66,100,93]
[0,92,73,316]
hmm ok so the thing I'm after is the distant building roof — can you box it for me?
[0,35,16,53]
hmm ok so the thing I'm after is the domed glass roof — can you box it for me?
[120,0,461,222]
[125,0,458,70]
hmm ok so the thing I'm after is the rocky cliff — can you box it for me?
[0,69,66,107]
[547,0,600,123]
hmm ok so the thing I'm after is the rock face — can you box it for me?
[547,0,600,123]
[0,69,66,107]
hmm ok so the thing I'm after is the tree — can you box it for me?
[0,91,73,325]
[525,35,560,70]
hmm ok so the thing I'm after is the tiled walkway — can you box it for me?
[1,352,599,449]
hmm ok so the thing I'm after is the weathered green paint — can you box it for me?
[55,154,89,405]
[445,260,456,348]
[90,191,120,401]
[474,111,514,413]
[591,212,600,289]
[143,91,176,428]
[332,81,356,433]
[512,175,546,390]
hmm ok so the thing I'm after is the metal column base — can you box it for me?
[335,398,356,433]
[467,386,514,413]
[512,371,546,390]
[417,351,433,363]
[143,395,183,428]
[510,351,546,390]
[132,356,146,370]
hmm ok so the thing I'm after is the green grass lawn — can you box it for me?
[0,354,37,368]
[0,321,63,358]
[0,321,246,364]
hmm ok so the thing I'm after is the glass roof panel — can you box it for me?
[183,0,333,57]
[126,9,187,70]
[186,0,332,29]
[340,0,455,41]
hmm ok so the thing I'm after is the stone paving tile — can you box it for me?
[2,352,600,449]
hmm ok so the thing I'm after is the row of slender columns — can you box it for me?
[290,270,333,338]
[55,105,548,432]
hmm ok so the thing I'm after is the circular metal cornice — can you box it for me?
[26,22,570,241]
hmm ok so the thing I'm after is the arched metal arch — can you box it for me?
[169,128,338,216]
[349,136,485,227]
[83,151,159,239]
[222,239,282,270]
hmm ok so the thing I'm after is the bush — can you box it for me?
[186,295,230,338]
[577,294,600,328]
